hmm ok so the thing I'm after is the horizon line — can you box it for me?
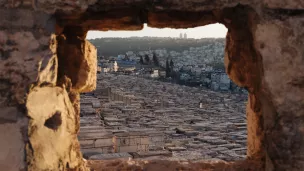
[87,36,226,40]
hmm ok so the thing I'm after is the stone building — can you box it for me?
[210,72,231,91]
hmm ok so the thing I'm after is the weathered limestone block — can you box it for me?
[35,0,97,14]
[0,8,62,171]
[0,9,34,28]
[85,0,246,12]
[0,9,55,32]
[148,11,216,28]
[254,17,304,170]
[246,95,263,159]
[57,36,97,93]
[75,40,97,92]
[222,7,265,162]
[26,86,87,171]
[0,0,33,8]
[88,159,263,171]
[0,30,57,103]
[69,90,81,133]
[263,0,304,9]
[75,11,144,31]
[0,118,28,171]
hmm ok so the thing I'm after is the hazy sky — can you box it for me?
[86,23,227,39]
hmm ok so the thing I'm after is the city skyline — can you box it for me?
[86,23,227,39]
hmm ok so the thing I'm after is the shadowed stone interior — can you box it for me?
[44,111,62,131]
[0,0,304,171]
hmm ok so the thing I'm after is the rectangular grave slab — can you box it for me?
[131,150,172,158]
[166,146,187,152]
[89,152,132,160]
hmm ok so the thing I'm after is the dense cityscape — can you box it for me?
[78,37,248,162]
[93,37,247,93]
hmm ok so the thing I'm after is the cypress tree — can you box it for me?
[139,56,144,64]
[153,53,160,66]
[166,59,171,78]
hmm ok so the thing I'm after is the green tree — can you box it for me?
[166,59,171,78]
[139,56,144,64]
[170,59,174,68]
[152,53,160,66]
[144,54,150,64]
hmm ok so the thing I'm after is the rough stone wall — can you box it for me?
[222,5,304,170]
[57,27,97,93]
[220,6,265,161]
[254,15,304,171]
[0,7,57,171]
[26,86,85,171]
[1,0,304,171]
[88,159,263,171]
[0,2,96,171]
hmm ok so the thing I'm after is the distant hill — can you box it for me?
[88,37,225,57]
